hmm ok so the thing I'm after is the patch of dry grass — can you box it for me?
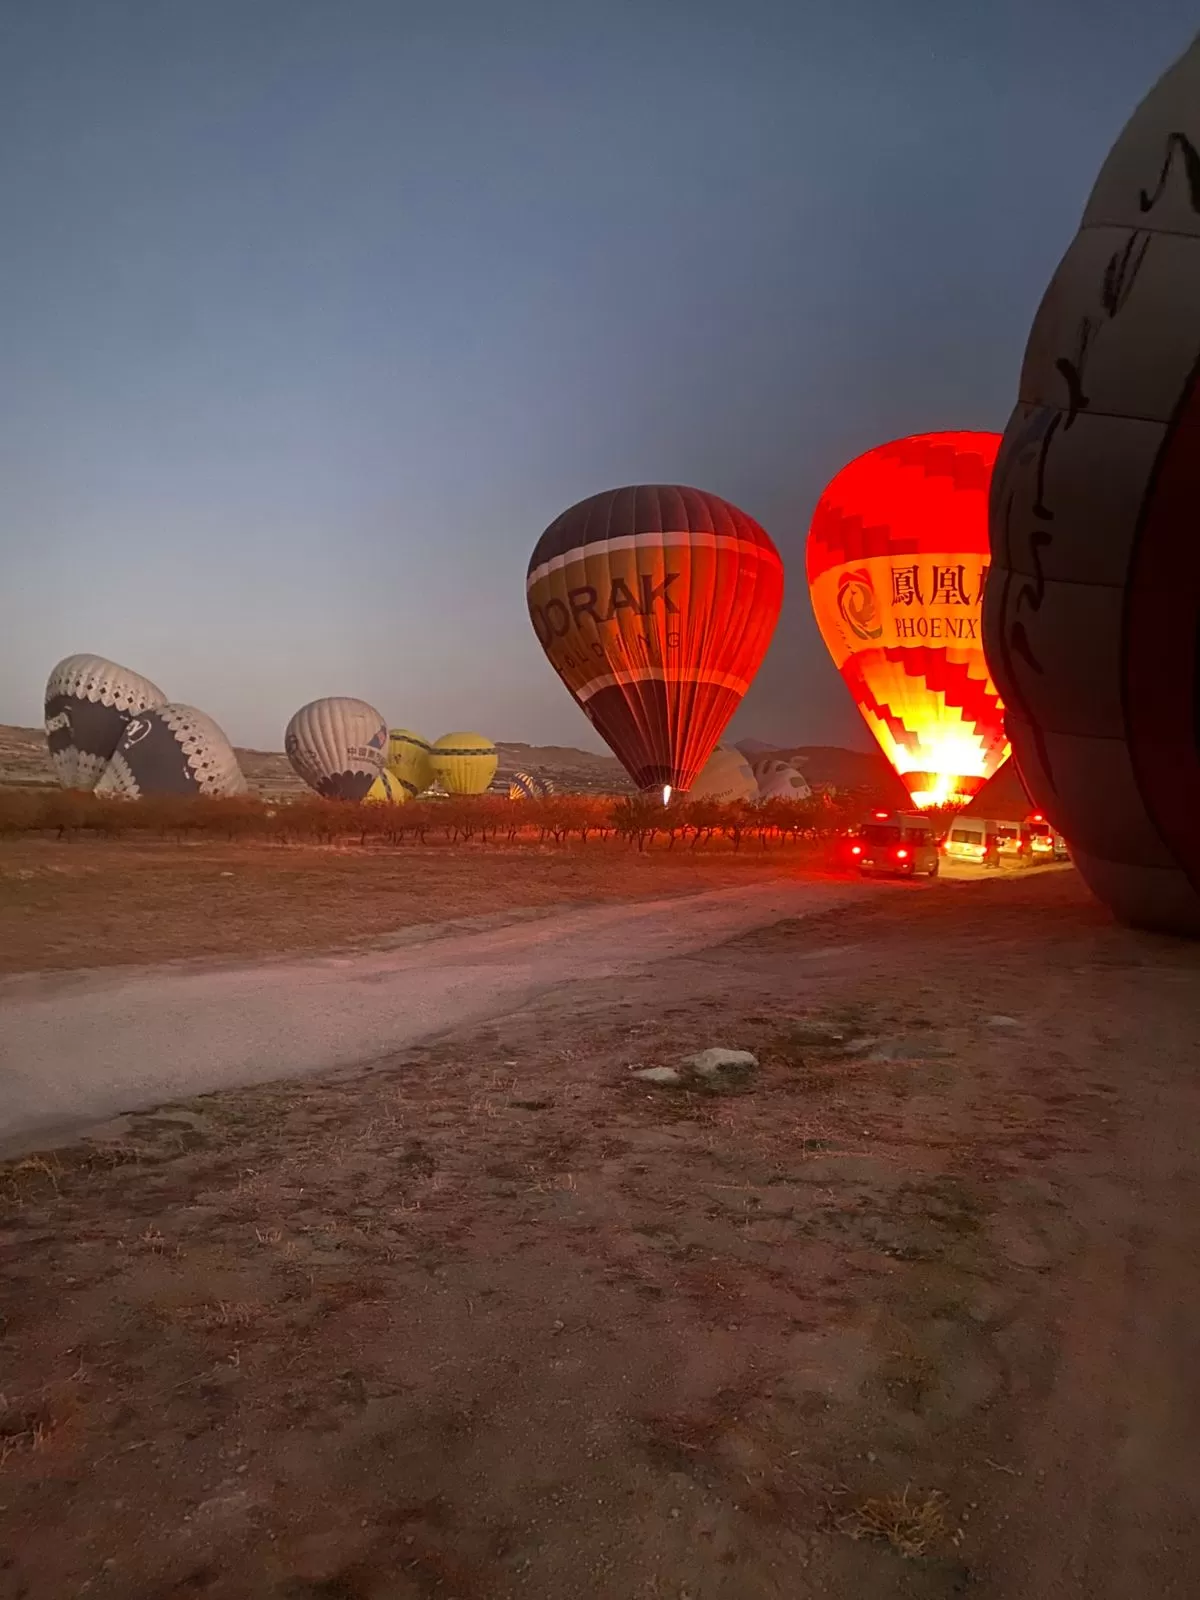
[840,1485,951,1558]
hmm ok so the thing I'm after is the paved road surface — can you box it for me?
[0,878,871,1152]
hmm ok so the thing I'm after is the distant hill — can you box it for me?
[0,724,632,798]
[1,722,901,802]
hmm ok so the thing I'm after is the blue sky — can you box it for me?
[1,0,1195,752]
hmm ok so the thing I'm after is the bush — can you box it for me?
[0,786,869,853]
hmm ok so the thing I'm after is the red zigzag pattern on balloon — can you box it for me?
[840,647,1005,759]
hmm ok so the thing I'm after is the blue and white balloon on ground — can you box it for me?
[44,654,167,791]
[94,705,247,798]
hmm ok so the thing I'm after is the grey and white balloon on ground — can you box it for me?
[284,697,389,801]
[686,746,759,804]
[94,705,247,798]
[44,654,167,791]
[750,755,812,802]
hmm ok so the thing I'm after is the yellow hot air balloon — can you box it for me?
[387,729,434,797]
[430,732,498,795]
[364,770,409,804]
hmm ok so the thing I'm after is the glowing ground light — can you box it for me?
[662,785,673,806]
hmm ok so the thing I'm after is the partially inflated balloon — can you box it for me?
[95,705,247,798]
[508,771,555,800]
[430,733,497,795]
[44,654,167,790]
[808,433,1008,808]
[985,34,1200,935]
[386,729,434,797]
[285,698,387,801]
[528,486,783,794]
[751,756,812,801]
[687,746,758,804]
[365,770,408,804]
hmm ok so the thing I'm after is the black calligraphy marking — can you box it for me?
[995,217,1154,796]
[1031,411,1062,521]
[1138,131,1200,215]
[1102,232,1152,319]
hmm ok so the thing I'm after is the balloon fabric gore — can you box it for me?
[527,485,784,794]
[807,432,1009,809]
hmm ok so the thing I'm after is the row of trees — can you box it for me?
[0,788,892,850]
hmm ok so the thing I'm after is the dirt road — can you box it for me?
[1,868,1196,1599]
[0,876,873,1152]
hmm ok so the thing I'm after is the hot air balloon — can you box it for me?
[386,729,434,798]
[984,34,1200,935]
[44,654,167,791]
[508,771,555,800]
[364,770,408,804]
[807,433,1009,809]
[94,705,247,798]
[430,733,497,795]
[687,746,758,804]
[284,698,387,801]
[751,756,812,802]
[527,485,784,799]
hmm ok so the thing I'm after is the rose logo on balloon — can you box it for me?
[836,569,882,641]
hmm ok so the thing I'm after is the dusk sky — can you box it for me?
[2,1,1195,754]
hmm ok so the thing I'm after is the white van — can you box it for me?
[943,816,1030,864]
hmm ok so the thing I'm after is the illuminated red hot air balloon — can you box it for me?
[985,33,1200,935]
[527,486,784,795]
[807,432,1009,808]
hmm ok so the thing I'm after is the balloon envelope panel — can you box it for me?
[984,33,1200,934]
[285,698,388,802]
[807,433,1008,809]
[44,654,167,791]
[94,704,247,799]
[528,485,783,793]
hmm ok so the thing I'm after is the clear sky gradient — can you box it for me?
[1,1,1195,752]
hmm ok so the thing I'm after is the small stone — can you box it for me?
[681,1048,758,1079]
[987,1014,1021,1028]
[633,1066,684,1086]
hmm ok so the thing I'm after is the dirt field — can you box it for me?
[0,838,821,975]
[1,869,1197,1599]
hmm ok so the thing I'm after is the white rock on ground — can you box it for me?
[632,1066,685,1086]
[681,1048,759,1079]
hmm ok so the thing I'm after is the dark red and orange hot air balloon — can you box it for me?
[807,432,1008,808]
[527,485,784,795]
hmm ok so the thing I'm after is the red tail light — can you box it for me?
[896,847,909,860]
[850,844,862,856]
